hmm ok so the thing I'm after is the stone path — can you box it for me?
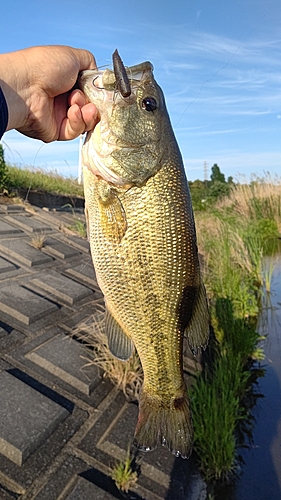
[0,201,206,500]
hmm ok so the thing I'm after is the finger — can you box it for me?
[58,102,98,140]
[59,104,84,141]
[81,103,100,131]
[69,89,87,108]
[71,47,97,71]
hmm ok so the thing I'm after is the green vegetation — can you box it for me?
[2,163,84,198]
[190,171,281,483]
[110,447,138,493]
[68,217,87,238]
[0,144,9,192]
[189,164,234,209]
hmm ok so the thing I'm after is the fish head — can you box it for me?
[78,58,173,187]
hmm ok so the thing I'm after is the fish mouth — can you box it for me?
[78,57,153,103]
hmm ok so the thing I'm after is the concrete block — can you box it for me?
[0,325,25,352]
[29,272,92,305]
[0,239,54,267]
[0,205,25,214]
[66,477,117,500]
[0,256,17,274]
[0,284,59,325]
[25,333,100,395]
[5,215,52,233]
[63,235,90,253]
[0,219,23,236]
[42,238,80,260]
[31,455,128,500]
[0,326,6,338]
[64,262,98,289]
[0,371,69,465]
[78,390,197,499]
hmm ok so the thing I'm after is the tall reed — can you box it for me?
[191,175,278,482]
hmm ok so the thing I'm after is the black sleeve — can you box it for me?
[0,87,8,139]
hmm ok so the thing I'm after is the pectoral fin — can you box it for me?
[105,308,133,360]
[97,180,127,243]
[184,281,210,355]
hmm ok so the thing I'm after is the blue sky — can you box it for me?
[1,0,281,182]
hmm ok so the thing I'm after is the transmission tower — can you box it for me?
[204,161,209,182]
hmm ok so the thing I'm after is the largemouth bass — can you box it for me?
[78,50,209,459]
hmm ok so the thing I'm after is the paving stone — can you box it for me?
[25,333,100,395]
[0,238,54,267]
[5,214,53,233]
[64,261,99,289]
[32,455,138,500]
[0,284,59,325]
[0,404,86,496]
[0,325,25,352]
[0,205,25,214]
[63,234,90,253]
[0,219,23,236]
[29,272,93,305]
[0,351,13,372]
[0,326,6,338]
[60,302,104,332]
[42,237,80,260]
[0,371,69,466]
[78,390,198,500]
[65,476,118,500]
[7,327,114,406]
[0,485,16,500]
[0,256,17,274]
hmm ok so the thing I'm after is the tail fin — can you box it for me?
[134,390,193,459]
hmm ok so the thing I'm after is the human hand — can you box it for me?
[0,45,99,142]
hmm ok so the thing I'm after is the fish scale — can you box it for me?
[79,52,209,458]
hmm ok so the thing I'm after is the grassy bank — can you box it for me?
[190,175,280,484]
[4,164,84,198]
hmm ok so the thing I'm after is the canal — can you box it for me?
[235,259,281,499]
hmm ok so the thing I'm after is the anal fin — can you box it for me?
[184,281,210,355]
[105,308,133,360]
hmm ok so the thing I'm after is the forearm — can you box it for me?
[0,51,31,131]
[0,87,8,138]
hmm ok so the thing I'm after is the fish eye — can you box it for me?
[141,97,157,112]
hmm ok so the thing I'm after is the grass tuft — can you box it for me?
[111,446,138,493]
[73,308,143,401]
[30,233,47,249]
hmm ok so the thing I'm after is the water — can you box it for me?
[235,260,281,499]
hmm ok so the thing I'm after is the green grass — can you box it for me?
[110,447,138,493]
[190,176,281,482]
[191,355,247,481]
[6,164,84,198]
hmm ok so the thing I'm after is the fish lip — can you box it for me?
[78,60,154,94]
